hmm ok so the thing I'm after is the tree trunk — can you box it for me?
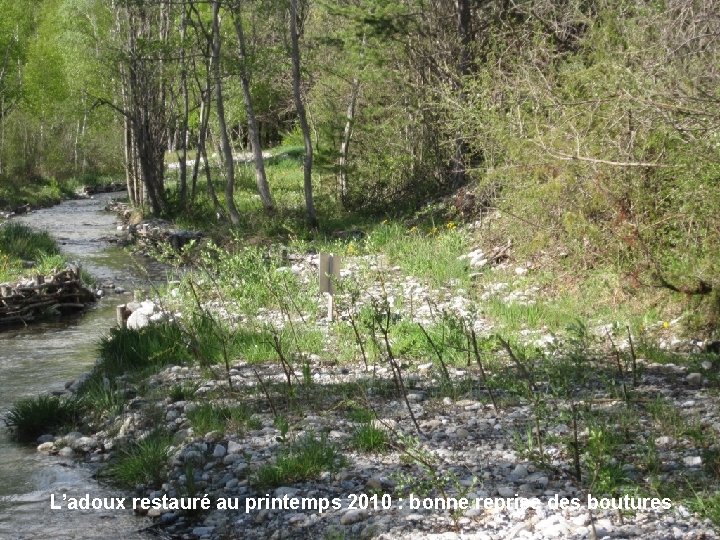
[289,0,317,227]
[232,7,274,212]
[451,0,472,186]
[177,1,190,210]
[212,0,241,226]
[203,132,223,216]
[338,77,359,204]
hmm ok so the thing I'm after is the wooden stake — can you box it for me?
[116,304,127,328]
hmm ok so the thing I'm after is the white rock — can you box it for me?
[274,487,299,498]
[127,310,150,330]
[227,440,243,454]
[510,464,529,480]
[37,442,55,453]
[497,486,516,497]
[213,444,226,458]
[58,447,74,457]
[340,509,368,525]
[287,513,307,525]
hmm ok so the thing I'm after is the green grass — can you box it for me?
[254,432,345,488]
[104,430,173,488]
[97,323,191,378]
[168,383,198,402]
[484,297,581,333]
[689,491,720,526]
[187,403,260,436]
[76,376,125,421]
[0,222,58,260]
[5,394,84,442]
[0,178,65,211]
[0,222,65,283]
[364,222,470,287]
[351,423,389,453]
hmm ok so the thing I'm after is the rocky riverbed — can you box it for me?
[28,244,720,540]
[37,351,719,540]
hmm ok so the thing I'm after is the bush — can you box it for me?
[5,394,84,442]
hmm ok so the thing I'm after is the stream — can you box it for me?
[0,194,158,539]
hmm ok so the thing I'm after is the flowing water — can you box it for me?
[0,195,158,539]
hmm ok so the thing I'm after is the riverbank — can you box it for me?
[0,176,125,219]
[17,228,720,539]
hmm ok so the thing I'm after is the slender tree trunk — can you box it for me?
[177,2,190,210]
[289,0,317,227]
[203,132,223,215]
[232,7,274,212]
[338,77,359,204]
[73,119,80,172]
[79,103,87,172]
[451,0,472,186]
[212,0,241,226]
[0,97,5,176]
[191,89,210,203]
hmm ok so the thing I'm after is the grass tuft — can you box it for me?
[254,432,344,488]
[5,394,84,442]
[104,430,173,488]
[351,423,389,453]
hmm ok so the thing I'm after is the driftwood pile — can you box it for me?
[80,182,126,196]
[0,267,96,326]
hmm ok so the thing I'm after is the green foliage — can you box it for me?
[168,383,198,402]
[104,430,173,488]
[97,324,190,379]
[688,492,720,527]
[254,432,344,488]
[5,394,84,442]
[364,222,470,287]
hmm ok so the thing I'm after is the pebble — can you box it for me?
[340,509,368,525]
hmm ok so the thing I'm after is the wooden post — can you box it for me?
[117,304,127,328]
[34,275,45,287]
[319,253,341,321]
